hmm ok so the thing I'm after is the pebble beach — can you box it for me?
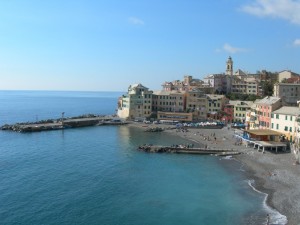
[128,122,300,225]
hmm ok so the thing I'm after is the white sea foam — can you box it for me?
[223,155,232,160]
[247,180,288,225]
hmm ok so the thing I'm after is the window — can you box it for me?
[271,114,274,118]
[284,126,288,131]
[290,127,292,132]
[276,124,279,129]
[290,116,293,121]
[276,114,279,119]
[271,123,274,129]
[285,115,287,120]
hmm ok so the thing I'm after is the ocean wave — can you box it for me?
[247,180,288,225]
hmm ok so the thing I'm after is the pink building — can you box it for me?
[255,96,282,129]
[223,103,234,124]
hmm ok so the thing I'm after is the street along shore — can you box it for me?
[128,122,299,225]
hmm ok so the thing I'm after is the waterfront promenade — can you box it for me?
[129,122,299,225]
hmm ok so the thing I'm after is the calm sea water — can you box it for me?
[0,91,284,225]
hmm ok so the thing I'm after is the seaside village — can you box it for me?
[117,57,300,155]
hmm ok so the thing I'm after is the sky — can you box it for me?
[0,0,299,91]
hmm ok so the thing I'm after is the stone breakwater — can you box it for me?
[138,144,241,156]
[0,114,126,132]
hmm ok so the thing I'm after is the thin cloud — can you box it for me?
[240,0,300,25]
[294,39,300,47]
[222,43,248,54]
[128,17,145,25]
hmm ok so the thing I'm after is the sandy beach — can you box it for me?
[128,122,300,225]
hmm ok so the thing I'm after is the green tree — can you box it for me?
[260,81,274,96]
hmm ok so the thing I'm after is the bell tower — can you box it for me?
[226,56,233,75]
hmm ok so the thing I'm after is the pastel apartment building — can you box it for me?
[230,100,254,123]
[206,94,227,119]
[271,106,300,142]
[223,103,234,124]
[117,83,153,120]
[152,90,185,113]
[185,89,207,120]
[255,96,282,129]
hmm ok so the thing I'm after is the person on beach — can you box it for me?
[266,214,270,225]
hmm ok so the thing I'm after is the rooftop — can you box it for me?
[272,106,300,116]
[246,129,282,136]
[256,96,281,105]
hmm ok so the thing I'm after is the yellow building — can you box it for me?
[206,94,227,118]
[230,100,254,123]
[152,90,185,112]
[185,89,207,120]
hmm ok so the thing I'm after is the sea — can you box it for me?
[0,90,287,225]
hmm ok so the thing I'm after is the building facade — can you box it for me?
[230,100,254,123]
[206,94,227,120]
[278,70,300,83]
[273,83,300,106]
[152,90,185,113]
[185,89,207,121]
[117,84,153,120]
[255,96,282,129]
[271,106,300,142]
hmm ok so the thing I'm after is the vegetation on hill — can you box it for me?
[260,80,274,96]
[225,93,261,101]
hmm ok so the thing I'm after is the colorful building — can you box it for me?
[152,90,185,113]
[255,96,282,129]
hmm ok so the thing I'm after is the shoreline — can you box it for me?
[128,122,300,224]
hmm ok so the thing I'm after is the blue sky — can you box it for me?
[0,0,299,91]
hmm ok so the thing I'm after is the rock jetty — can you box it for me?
[1,114,127,132]
[138,144,240,156]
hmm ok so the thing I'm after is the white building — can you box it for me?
[271,106,300,142]
[273,83,300,106]
[278,70,300,83]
